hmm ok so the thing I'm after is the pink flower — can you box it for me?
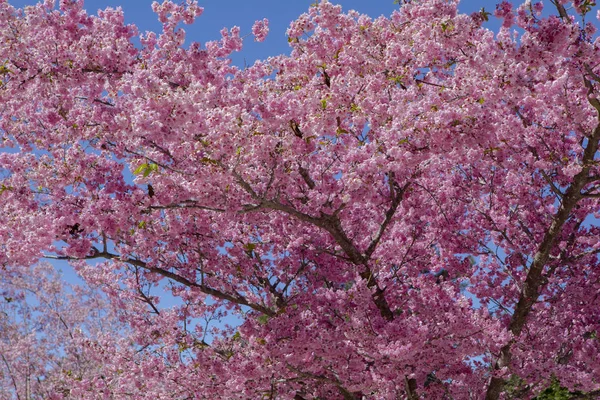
[252,18,269,42]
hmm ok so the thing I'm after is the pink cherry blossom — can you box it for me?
[1,0,600,399]
[252,18,269,42]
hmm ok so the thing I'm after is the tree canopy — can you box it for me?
[1,0,600,398]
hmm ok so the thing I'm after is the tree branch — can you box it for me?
[365,174,410,259]
[286,364,358,400]
[298,165,316,189]
[485,121,600,399]
[229,166,396,320]
[44,252,275,317]
[405,376,418,400]
[551,0,569,21]
[148,201,225,213]
[0,353,21,400]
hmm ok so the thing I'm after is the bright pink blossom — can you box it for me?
[0,1,600,399]
[252,18,269,42]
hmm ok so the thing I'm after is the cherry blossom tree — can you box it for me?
[1,0,600,398]
[0,263,135,399]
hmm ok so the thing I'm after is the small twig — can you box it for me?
[415,79,448,89]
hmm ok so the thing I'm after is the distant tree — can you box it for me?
[0,263,127,399]
[0,0,599,398]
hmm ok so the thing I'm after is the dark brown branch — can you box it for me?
[584,64,600,84]
[485,118,600,400]
[298,165,316,189]
[415,79,447,89]
[138,289,161,315]
[44,252,275,316]
[230,168,261,200]
[244,198,395,320]
[583,75,600,114]
[230,168,396,320]
[405,376,418,400]
[259,200,365,264]
[551,0,569,21]
[134,267,161,315]
[365,174,410,259]
[93,98,115,107]
[290,120,303,139]
[148,202,225,213]
[541,170,563,197]
[322,69,331,88]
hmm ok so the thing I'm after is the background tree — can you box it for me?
[0,263,127,399]
[1,0,600,398]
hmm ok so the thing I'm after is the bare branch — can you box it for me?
[404,375,418,400]
[43,251,275,317]
[415,79,447,89]
[551,0,569,21]
[540,170,564,198]
[148,202,225,213]
[298,165,316,189]
[365,175,409,259]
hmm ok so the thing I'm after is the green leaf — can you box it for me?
[243,243,257,252]
[0,184,13,195]
[483,147,499,155]
[178,342,189,352]
[135,162,159,177]
[580,0,593,15]
[0,62,13,76]
[257,315,270,325]
[480,8,491,22]
[200,157,218,165]
[134,163,148,175]
[388,75,405,85]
